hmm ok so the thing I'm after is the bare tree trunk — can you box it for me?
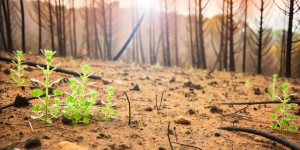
[219,0,225,70]
[149,3,152,64]
[0,2,8,51]
[137,8,144,63]
[102,0,109,61]
[188,0,194,67]
[20,0,26,53]
[198,0,206,69]
[38,0,42,54]
[132,0,135,61]
[2,0,13,52]
[135,2,139,63]
[86,0,90,58]
[229,0,235,71]
[152,8,156,64]
[108,0,112,60]
[68,0,74,56]
[174,0,178,66]
[49,0,55,51]
[242,0,247,72]
[55,0,60,55]
[285,0,294,77]
[279,12,286,76]
[93,0,99,59]
[62,0,66,56]
[257,0,264,74]
[224,0,228,70]
[72,0,77,57]
[195,0,200,68]
[165,0,171,66]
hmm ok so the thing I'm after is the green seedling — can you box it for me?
[129,59,132,63]
[204,69,207,73]
[270,83,298,132]
[189,65,193,73]
[87,57,90,60]
[98,86,118,120]
[31,49,62,123]
[223,68,226,72]
[239,73,243,77]
[29,50,32,55]
[174,65,177,69]
[214,69,218,73]
[70,56,76,65]
[266,74,279,101]
[9,50,28,87]
[131,61,135,69]
[155,62,161,68]
[119,60,123,63]
[61,65,97,124]
[244,78,252,91]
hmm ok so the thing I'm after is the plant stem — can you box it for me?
[44,63,49,123]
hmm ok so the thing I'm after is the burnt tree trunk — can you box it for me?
[38,0,42,54]
[229,0,235,71]
[86,0,90,58]
[174,0,178,66]
[195,0,200,68]
[198,0,206,69]
[242,0,247,72]
[72,0,77,57]
[165,0,171,66]
[285,0,294,77]
[188,0,194,67]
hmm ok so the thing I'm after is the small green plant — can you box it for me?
[131,61,135,69]
[270,83,298,132]
[244,78,252,90]
[239,73,243,77]
[87,57,90,60]
[31,49,62,123]
[70,56,76,65]
[155,62,161,68]
[129,59,132,63]
[189,65,193,73]
[29,50,32,55]
[174,65,177,68]
[61,65,98,124]
[266,74,279,101]
[9,50,28,87]
[119,60,123,63]
[204,69,207,73]
[214,69,218,73]
[223,68,226,72]
[98,86,118,120]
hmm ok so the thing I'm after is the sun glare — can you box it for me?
[137,0,151,8]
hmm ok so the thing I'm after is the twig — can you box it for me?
[171,142,203,150]
[222,106,250,116]
[173,127,177,141]
[159,92,164,109]
[27,121,34,132]
[219,101,300,105]
[167,121,174,150]
[124,92,131,126]
[34,125,56,129]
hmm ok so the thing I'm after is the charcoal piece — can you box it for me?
[14,94,30,107]
[183,81,193,87]
[130,84,140,91]
[62,117,72,125]
[169,77,175,83]
[188,109,195,115]
[210,106,223,113]
[215,133,221,137]
[25,138,41,149]
[254,88,261,95]
[4,68,10,74]
[144,107,153,111]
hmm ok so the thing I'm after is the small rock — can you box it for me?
[54,141,87,150]
[185,130,191,134]
[188,109,195,115]
[174,115,191,125]
[119,144,131,149]
[138,141,142,145]
[168,129,174,135]
[210,106,223,113]
[42,136,50,139]
[144,107,152,111]
[159,147,166,150]
[169,77,175,83]
[215,133,221,137]
[19,132,23,135]
[254,88,261,95]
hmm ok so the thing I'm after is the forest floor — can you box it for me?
[0,51,300,150]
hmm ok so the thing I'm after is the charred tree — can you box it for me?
[2,0,13,52]
[72,0,77,57]
[132,0,135,61]
[242,0,248,72]
[174,0,178,66]
[188,0,195,67]
[198,0,208,69]
[0,1,7,51]
[165,0,171,66]
[195,0,200,68]
[85,0,90,58]
[38,0,42,54]
[108,0,112,60]
[49,0,55,52]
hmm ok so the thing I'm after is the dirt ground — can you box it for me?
[0,51,300,150]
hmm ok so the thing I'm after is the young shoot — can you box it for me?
[61,65,97,124]
[214,69,218,73]
[223,68,226,72]
[131,61,135,69]
[155,62,161,68]
[98,86,118,120]
[189,65,193,73]
[31,49,62,123]
[266,74,279,101]
[270,83,298,132]
[119,60,123,63]
[174,65,177,69]
[244,78,252,91]
[9,50,28,87]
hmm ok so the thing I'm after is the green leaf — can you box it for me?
[53,98,60,104]
[51,109,58,113]
[282,83,290,89]
[53,89,63,95]
[107,107,112,111]
[73,112,83,120]
[46,119,52,124]
[98,107,104,111]
[288,115,296,120]
[33,104,43,112]
[270,123,277,129]
[270,114,278,119]
[23,79,28,82]
[46,58,52,63]
[81,65,91,74]
[71,85,77,91]
[32,89,43,97]
[44,49,55,58]
[107,96,112,101]
[68,78,77,84]
[89,90,97,97]
[112,110,118,114]
[84,101,92,107]
[274,105,281,110]
[23,71,27,75]
[99,114,103,118]
[289,103,297,108]
[9,75,14,80]
[289,124,298,131]
[82,83,88,88]
[83,118,89,124]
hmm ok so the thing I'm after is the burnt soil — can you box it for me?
[0,51,300,150]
